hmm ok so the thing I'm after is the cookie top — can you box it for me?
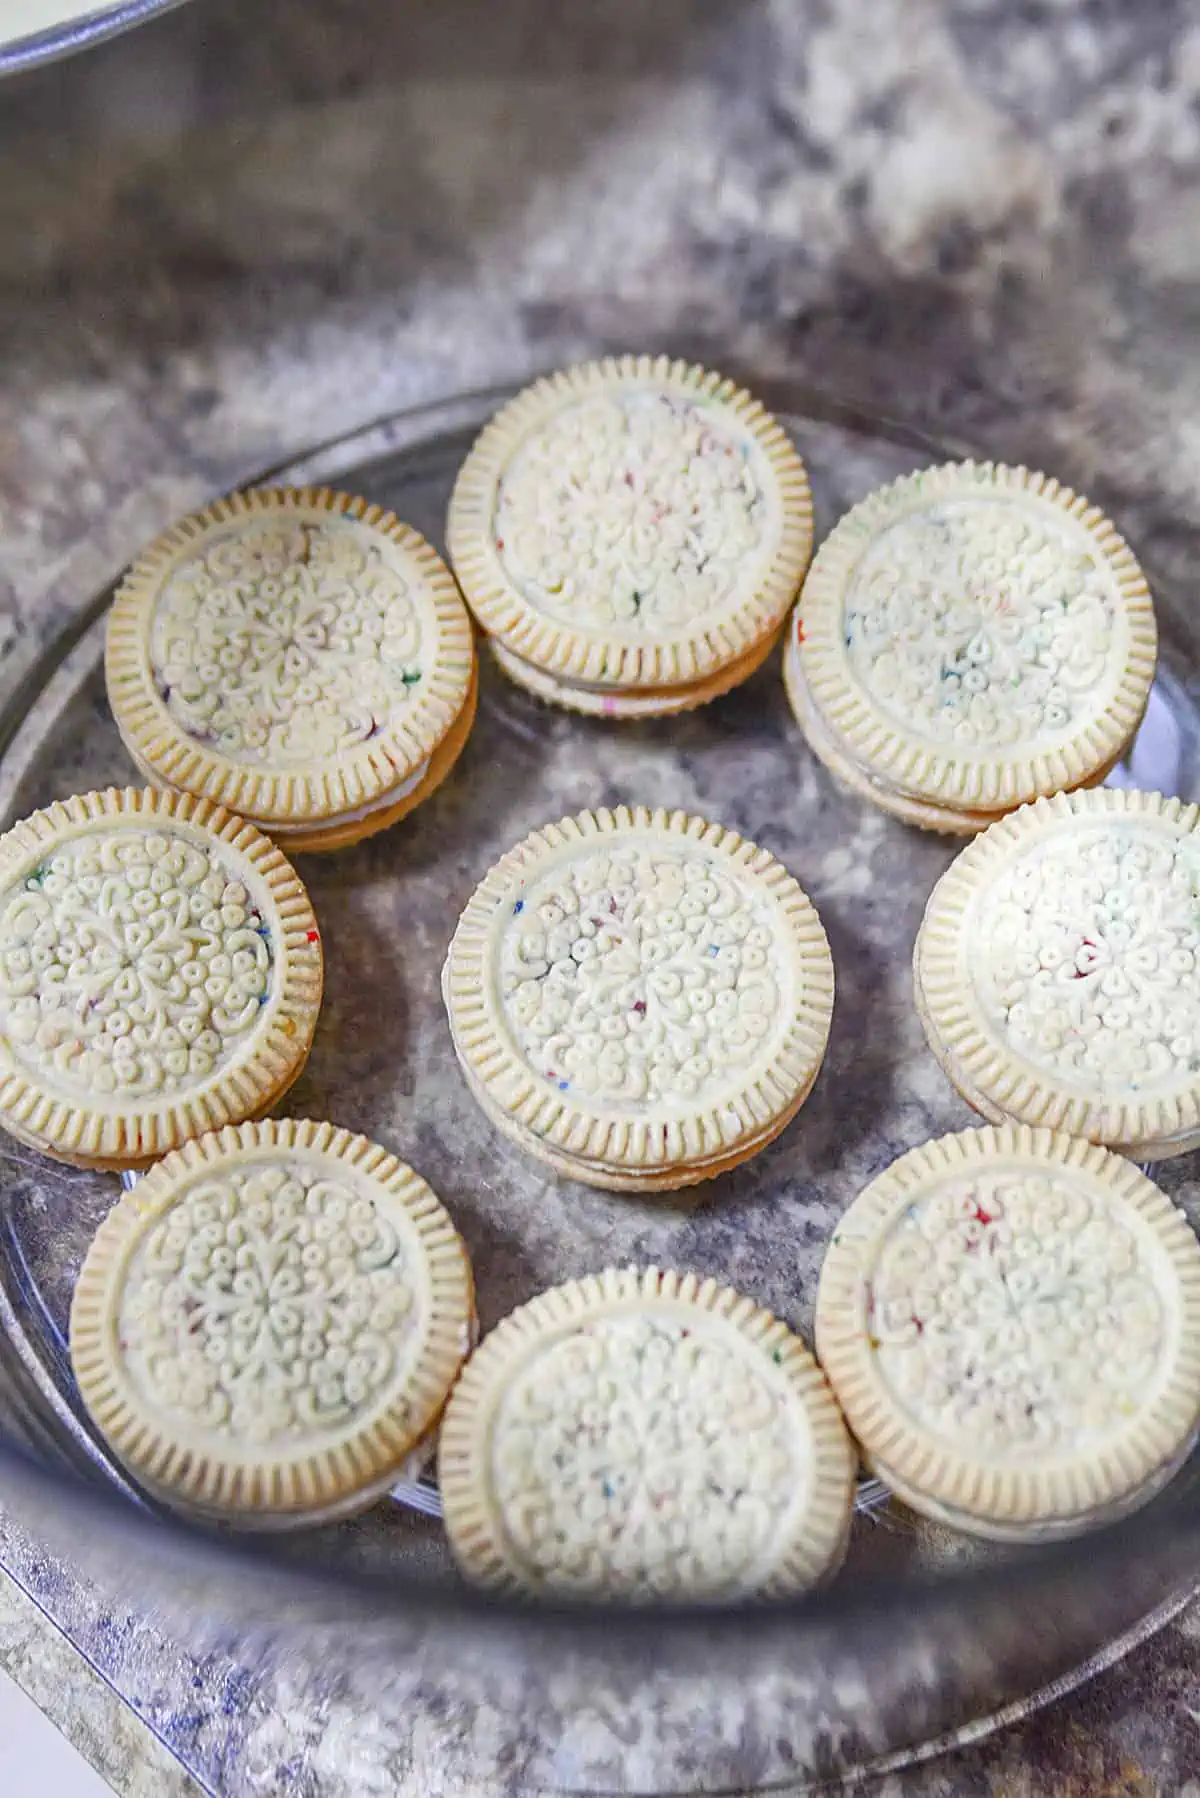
[446,356,813,688]
[70,1119,474,1523]
[815,1125,1200,1534]
[443,806,834,1176]
[793,462,1156,813]
[916,788,1200,1149]
[0,788,322,1166]
[106,488,474,827]
[438,1266,854,1601]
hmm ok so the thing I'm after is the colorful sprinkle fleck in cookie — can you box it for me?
[106,488,476,851]
[438,1266,854,1601]
[915,788,1200,1157]
[0,788,322,1168]
[70,1118,475,1527]
[816,1124,1200,1540]
[442,806,835,1191]
[786,462,1156,832]
[447,356,813,712]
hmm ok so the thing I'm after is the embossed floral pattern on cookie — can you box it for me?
[843,498,1116,751]
[816,1126,1200,1537]
[150,515,427,768]
[865,1169,1165,1453]
[444,807,834,1184]
[107,490,474,828]
[119,1159,416,1446]
[70,1120,474,1523]
[447,358,814,691]
[969,823,1200,1099]
[438,1268,854,1599]
[916,791,1200,1150]
[0,828,274,1099]
[792,463,1156,818]
[494,392,772,636]
[499,843,785,1109]
[0,791,321,1168]
[489,1313,806,1599]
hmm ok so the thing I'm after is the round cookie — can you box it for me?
[106,487,476,846]
[70,1118,475,1527]
[0,788,322,1169]
[915,787,1200,1157]
[787,461,1156,829]
[446,356,813,704]
[442,806,835,1190]
[815,1124,1200,1541]
[438,1265,855,1601]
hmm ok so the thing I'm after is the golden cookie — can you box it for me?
[439,1266,854,1600]
[0,788,322,1168]
[70,1118,474,1527]
[447,356,812,705]
[787,462,1156,829]
[442,806,834,1190]
[106,487,475,844]
[816,1124,1200,1539]
[914,788,1200,1156]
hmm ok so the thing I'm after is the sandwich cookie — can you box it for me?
[0,787,321,1169]
[438,1266,855,1601]
[447,356,813,716]
[442,806,834,1192]
[785,461,1156,833]
[106,487,476,851]
[915,788,1200,1157]
[816,1124,1200,1540]
[70,1119,475,1527]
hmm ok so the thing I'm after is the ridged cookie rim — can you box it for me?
[69,1117,474,1520]
[0,787,323,1166]
[446,355,813,688]
[793,460,1157,812]
[490,624,782,719]
[106,487,476,825]
[438,1264,855,1600]
[442,805,835,1172]
[914,787,1200,1147]
[448,1021,821,1193]
[814,1123,1200,1531]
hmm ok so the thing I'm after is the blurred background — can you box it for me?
[2,0,1199,659]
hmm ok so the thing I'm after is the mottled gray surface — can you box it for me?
[2,0,1200,1791]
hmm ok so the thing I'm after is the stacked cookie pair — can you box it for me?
[447,356,814,717]
[107,488,476,853]
[784,462,1158,833]
[71,1118,476,1529]
[915,785,1200,1160]
[0,786,322,1170]
[442,805,835,1192]
[815,1122,1200,1545]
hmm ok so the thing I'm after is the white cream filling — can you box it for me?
[493,638,695,697]
[263,757,430,835]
